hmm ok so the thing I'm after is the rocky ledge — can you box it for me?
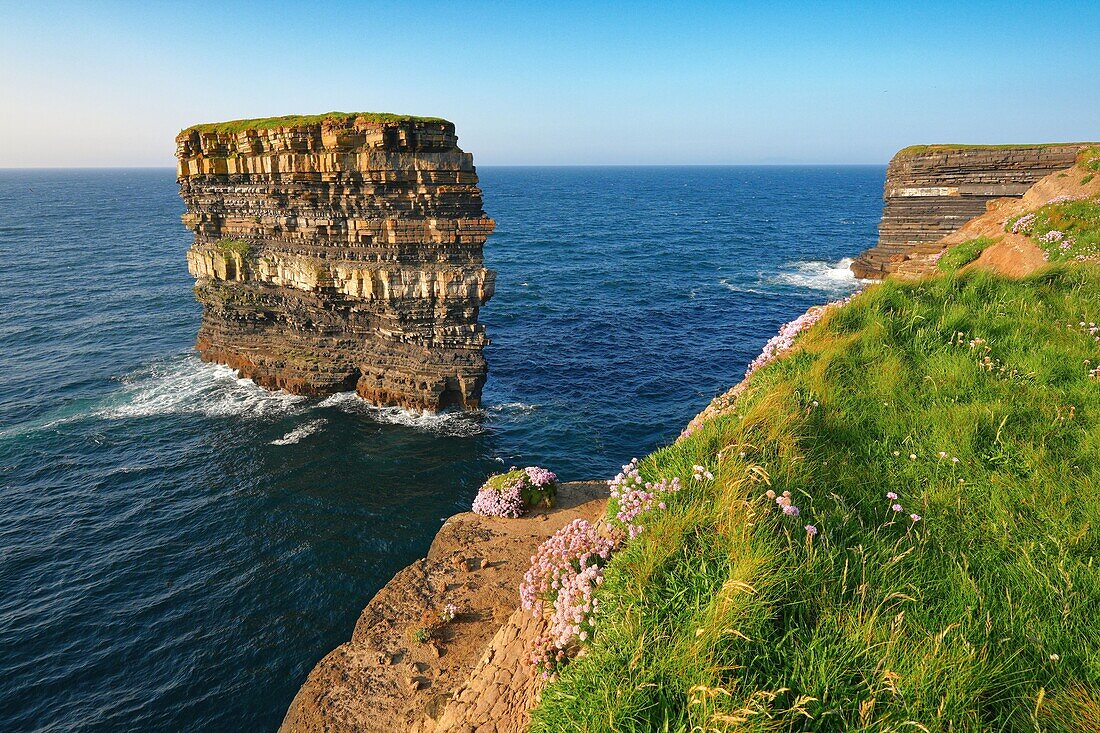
[851,143,1090,279]
[280,482,606,733]
[176,112,495,411]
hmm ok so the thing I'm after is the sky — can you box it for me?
[1,0,1097,167]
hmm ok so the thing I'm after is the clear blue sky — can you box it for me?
[1,0,1097,167]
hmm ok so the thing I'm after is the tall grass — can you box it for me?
[532,266,1100,732]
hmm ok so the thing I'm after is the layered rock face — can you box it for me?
[851,144,1086,278]
[177,113,495,410]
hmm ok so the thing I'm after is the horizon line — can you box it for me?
[0,162,891,171]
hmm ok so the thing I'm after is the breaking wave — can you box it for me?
[768,257,867,293]
[316,392,486,437]
[96,356,306,420]
[270,418,327,445]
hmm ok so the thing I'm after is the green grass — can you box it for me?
[896,143,1097,158]
[937,237,993,273]
[1083,174,1096,185]
[1079,147,1100,172]
[181,111,449,135]
[214,238,251,258]
[1008,200,1100,263]
[531,266,1100,732]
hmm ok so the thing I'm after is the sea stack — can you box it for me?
[176,113,495,411]
[851,144,1086,279]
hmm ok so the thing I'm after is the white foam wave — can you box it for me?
[317,392,486,437]
[768,257,867,293]
[96,356,306,420]
[718,278,767,295]
[271,418,327,445]
[488,401,540,415]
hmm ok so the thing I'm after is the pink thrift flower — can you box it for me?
[891,503,903,513]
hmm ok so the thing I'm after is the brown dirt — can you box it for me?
[894,161,1100,279]
[278,482,607,733]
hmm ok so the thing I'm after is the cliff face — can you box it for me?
[851,144,1086,279]
[176,113,495,411]
[279,482,607,733]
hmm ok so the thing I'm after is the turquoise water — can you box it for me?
[0,166,882,731]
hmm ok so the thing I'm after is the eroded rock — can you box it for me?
[852,144,1088,279]
[176,114,495,410]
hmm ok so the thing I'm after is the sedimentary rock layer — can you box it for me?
[176,113,495,410]
[851,144,1087,279]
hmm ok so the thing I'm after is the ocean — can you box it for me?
[0,166,882,731]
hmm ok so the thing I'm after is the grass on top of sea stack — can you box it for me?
[894,142,1098,158]
[531,265,1100,733]
[181,111,449,135]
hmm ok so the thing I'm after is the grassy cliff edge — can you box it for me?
[532,263,1100,731]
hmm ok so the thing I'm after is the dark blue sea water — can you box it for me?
[0,166,883,732]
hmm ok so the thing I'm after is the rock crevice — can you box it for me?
[176,114,495,410]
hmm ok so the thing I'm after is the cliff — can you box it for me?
[279,482,606,733]
[176,112,495,411]
[850,143,1089,278]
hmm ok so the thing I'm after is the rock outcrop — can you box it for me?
[279,482,607,733]
[176,113,495,411]
[851,144,1088,279]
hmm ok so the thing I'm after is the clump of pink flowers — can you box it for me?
[1039,230,1066,244]
[472,466,559,518]
[765,488,801,517]
[746,297,852,378]
[609,459,682,539]
[520,518,616,676]
[472,476,526,517]
[1011,213,1036,234]
[525,466,558,488]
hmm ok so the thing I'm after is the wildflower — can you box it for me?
[805,524,818,536]
[472,478,526,518]
[910,513,921,523]
[439,603,458,623]
[745,296,854,378]
[886,491,898,500]
[1011,213,1036,234]
[765,489,776,500]
[951,457,960,464]
[892,450,900,456]
[909,454,917,460]
[520,518,615,663]
[524,466,558,488]
[891,503,903,513]
[692,464,714,482]
[608,459,680,539]
[1039,230,1065,244]
[938,451,947,459]
[782,504,800,517]
[473,466,560,517]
